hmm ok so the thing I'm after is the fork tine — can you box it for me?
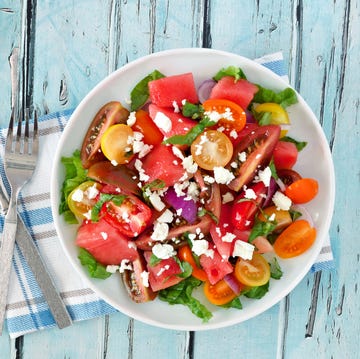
[5,107,15,152]
[24,109,30,154]
[14,108,23,153]
[32,110,39,156]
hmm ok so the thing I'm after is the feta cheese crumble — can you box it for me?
[232,240,255,260]
[154,112,172,133]
[213,167,235,184]
[152,243,176,259]
[272,191,292,210]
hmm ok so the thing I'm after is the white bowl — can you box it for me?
[51,48,335,331]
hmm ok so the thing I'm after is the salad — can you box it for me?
[59,66,319,322]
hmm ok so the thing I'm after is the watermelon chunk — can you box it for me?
[148,72,199,108]
[148,104,197,138]
[209,76,258,109]
[140,144,186,187]
[143,251,184,291]
[200,244,233,285]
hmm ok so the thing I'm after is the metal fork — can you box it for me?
[0,108,39,334]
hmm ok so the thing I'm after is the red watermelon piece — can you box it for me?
[140,144,186,187]
[148,104,197,138]
[209,76,258,109]
[148,72,199,107]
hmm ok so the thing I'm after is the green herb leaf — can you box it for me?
[197,208,219,224]
[176,259,193,278]
[221,296,243,309]
[248,219,276,243]
[290,209,302,221]
[149,253,162,266]
[159,277,212,322]
[243,281,269,299]
[182,102,204,119]
[91,193,126,222]
[78,248,112,279]
[213,66,247,82]
[130,70,165,111]
[253,111,272,126]
[280,136,307,151]
[252,86,298,108]
[164,116,216,145]
[268,158,279,180]
[59,150,88,223]
[270,257,283,280]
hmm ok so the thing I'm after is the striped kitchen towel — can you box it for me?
[0,52,334,338]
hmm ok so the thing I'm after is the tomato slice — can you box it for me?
[178,245,208,281]
[190,130,233,170]
[202,99,246,132]
[81,101,129,168]
[231,182,267,231]
[273,219,316,258]
[204,279,238,305]
[234,253,271,287]
[227,125,280,191]
[285,178,319,204]
[101,194,152,237]
[273,141,298,170]
[68,181,102,219]
[100,124,135,165]
[132,109,164,145]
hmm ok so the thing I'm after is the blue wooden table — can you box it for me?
[0,1,359,358]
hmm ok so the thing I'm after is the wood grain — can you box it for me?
[0,0,359,358]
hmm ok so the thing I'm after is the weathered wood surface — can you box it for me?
[0,0,359,358]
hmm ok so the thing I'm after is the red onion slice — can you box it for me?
[163,187,198,224]
[291,204,314,227]
[263,177,278,208]
[224,273,242,295]
[198,79,216,103]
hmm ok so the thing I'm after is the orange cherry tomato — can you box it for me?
[100,124,135,165]
[258,205,293,231]
[284,178,319,204]
[204,279,238,305]
[234,253,270,287]
[190,130,233,170]
[202,99,246,132]
[132,109,164,145]
[273,219,316,258]
[178,245,208,281]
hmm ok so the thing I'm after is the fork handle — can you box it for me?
[0,205,18,335]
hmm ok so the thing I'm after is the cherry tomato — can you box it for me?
[101,194,152,238]
[285,178,319,204]
[258,205,292,231]
[234,253,270,287]
[68,181,102,219]
[178,245,208,281]
[227,125,280,191]
[277,168,302,187]
[132,109,164,145]
[273,141,298,170]
[202,99,246,132]
[81,101,129,168]
[254,102,290,137]
[204,279,238,305]
[191,130,233,170]
[100,124,135,165]
[273,219,316,258]
[231,182,267,230]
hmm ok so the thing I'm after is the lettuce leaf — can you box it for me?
[130,70,165,111]
[213,66,247,82]
[159,277,213,322]
[252,86,298,108]
[59,150,87,223]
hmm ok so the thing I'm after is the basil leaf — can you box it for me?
[221,297,243,309]
[182,102,203,119]
[268,158,279,180]
[253,111,272,126]
[243,281,269,299]
[130,70,165,111]
[270,257,283,280]
[91,193,126,222]
[281,136,307,151]
[252,86,298,108]
[149,253,162,266]
[213,66,247,82]
[164,116,216,145]
[78,248,112,279]
[159,277,212,322]
[248,220,276,243]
